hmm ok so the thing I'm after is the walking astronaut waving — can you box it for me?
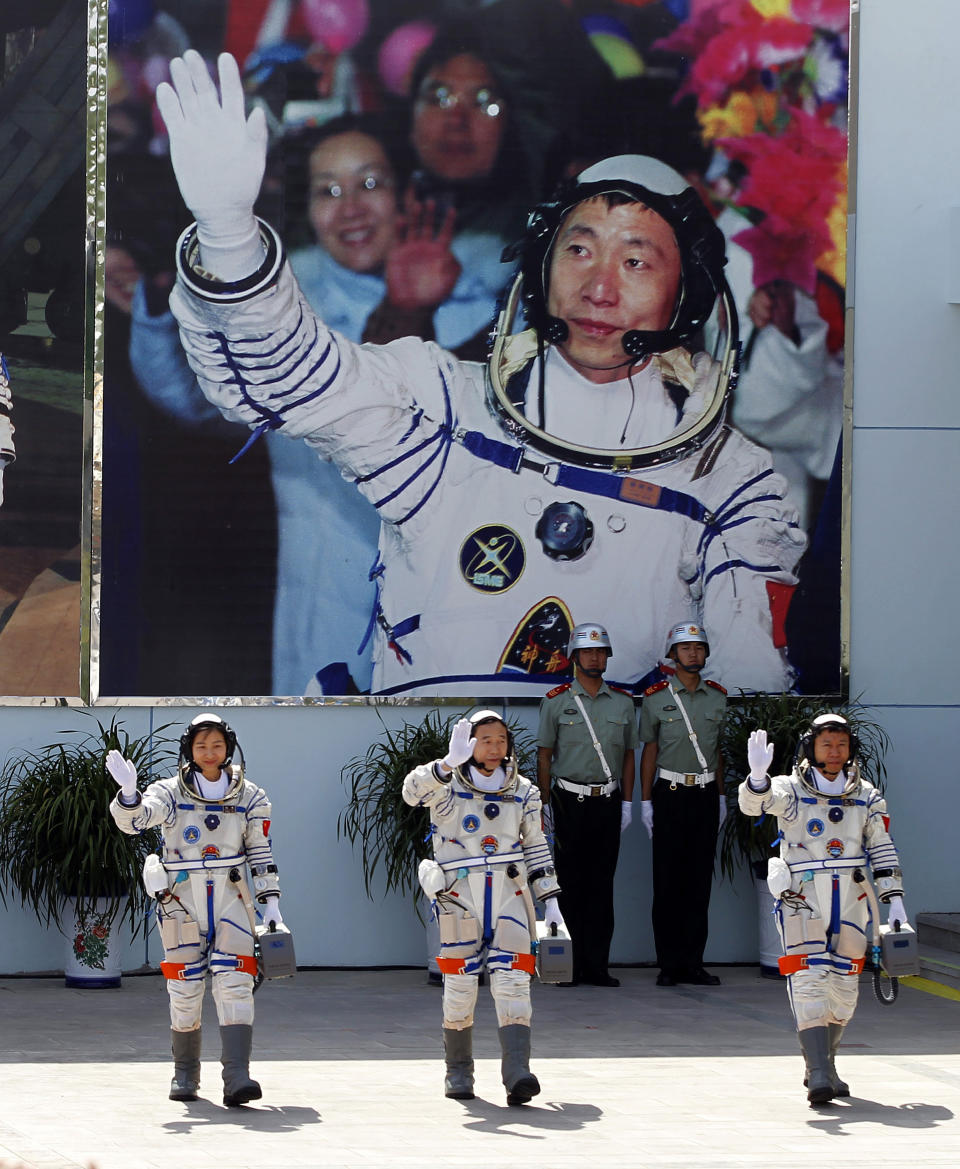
[156,51,806,697]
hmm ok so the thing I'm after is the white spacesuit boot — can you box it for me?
[169,1029,201,1101]
[499,1025,540,1106]
[798,1027,833,1104]
[220,1024,262,1106]
[827,1023,850,1097]
[443,1027,475,1100]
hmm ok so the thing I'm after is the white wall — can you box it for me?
[847,0,960,914]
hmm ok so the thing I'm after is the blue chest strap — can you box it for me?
[455,428,716,527]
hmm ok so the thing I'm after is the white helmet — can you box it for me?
[567,622,613,660]
[665,621,710,658]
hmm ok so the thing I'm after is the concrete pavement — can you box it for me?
[1,966,958,1169]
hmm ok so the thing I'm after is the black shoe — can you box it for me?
[656,971,677,987]
[680,968,721,986]
[581,973,620,987]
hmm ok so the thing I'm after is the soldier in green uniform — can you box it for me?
[639,621,726,987]
[538,622,638,987]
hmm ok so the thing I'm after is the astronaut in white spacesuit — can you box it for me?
[109,714,283,1106]
[0,353,14,507]
[155,51,807,699]
[739,714,907,1104]
[403,711,563,1104]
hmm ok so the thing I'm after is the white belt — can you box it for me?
[658,768,715,788]
[787,856,866,874]
[163,854,243,871]
[439,852,524,872]
[555,777,619,798]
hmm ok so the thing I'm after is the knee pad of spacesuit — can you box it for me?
[212,970,255,1027]
[443,973,479,1029]
[790,970,830,1030]
[827,971,860,1025]
[491,968,532,1027]
[167,978,205,1032]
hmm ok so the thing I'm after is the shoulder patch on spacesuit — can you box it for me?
[545,683,572,699]
[643,680,670,697]
[705,679,727,695]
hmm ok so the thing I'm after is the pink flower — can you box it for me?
[92,925,108,940]
[791,0,850,35]
[732,216,830,294]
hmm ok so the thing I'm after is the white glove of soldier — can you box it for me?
[885,896,908,929]
[0,458,7,508]
[155,51,267,280]
[262,896,283,928]
[747,729,774,789]
[620,800,633,833]
[106,749,138,802]
[543,896,565,932]
[441,718,474,771]
[640,800,654,839]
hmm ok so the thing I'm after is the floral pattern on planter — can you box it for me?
[72,907,112,970]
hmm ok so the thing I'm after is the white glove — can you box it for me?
[885,896,908,929]
[155,51,267,279]
[442,718,474,770]
[543,896,565,932]
[717,796,727,829]
[0,459,6,507]
[262,896,283,928]
[542,803,554,838]
[747,729,774,788]
[640,800,654,839]
[106,749,138,801]
[620,800,633,833]
[418,858,446,897]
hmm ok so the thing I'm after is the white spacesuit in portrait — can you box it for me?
[0,353,15,507]
[403,712,563,1104]
[739,715,906,1104]
[109,714,282,1105]
[156,52,807,698]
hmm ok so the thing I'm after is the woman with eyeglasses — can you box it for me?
[127,114,462,695]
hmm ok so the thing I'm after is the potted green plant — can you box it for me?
[0,714,174,987]
[718,693,890,973]
[338,709,537,974]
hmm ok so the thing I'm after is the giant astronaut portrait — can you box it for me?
[97,0,849,701]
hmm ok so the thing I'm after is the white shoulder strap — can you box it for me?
[669,685,709,773]
[572,694,613,782]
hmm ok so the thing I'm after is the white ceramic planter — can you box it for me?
[755,876,783,979]
[62,897,126,988]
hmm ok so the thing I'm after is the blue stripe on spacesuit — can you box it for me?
[206,881,215,943]
[828,874,840,936]
[702,557,791,587]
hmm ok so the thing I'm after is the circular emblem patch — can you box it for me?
[204,813,220,831]
[183,825,201,844]
[462,814,480,834]
[459,524,525,593]
[826,838,845,858]
[201,844,220,859]
[480,834,499,855]
[807,819,824,837]
[828,806,844,823]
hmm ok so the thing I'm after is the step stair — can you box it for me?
[915,913,960,993]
